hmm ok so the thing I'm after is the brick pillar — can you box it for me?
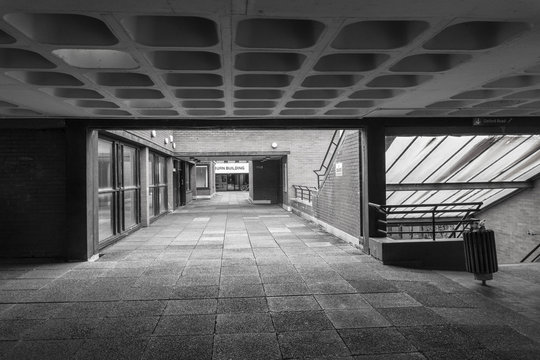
[361,125,387,251]
[65,122,98,260]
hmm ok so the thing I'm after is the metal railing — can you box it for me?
[369,202,483,240]
[521,243,540,263]
[292,185,317,202]
[314,130,345,189]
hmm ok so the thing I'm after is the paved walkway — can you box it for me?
[0,192,539,359]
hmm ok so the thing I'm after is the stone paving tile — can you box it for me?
[353,353,427,360]
[153,314,216,336]
[92,316,159,338]
[53,301,116,318]
[23,317,101,340]
[315,294,372,310]
[277,330,351,358]
[325,309,391,329]
[108,300,167,317]
[0,341,17,358]
[6,339,83,360]
[143,335,214,360]
[361,292,423,308]
[421,348,502,360]
[398,325,485,352]
[267,295,321,312]
[430,307,504,325]
[348,279,399,293]
[164,298,217,315]
[339,327,418,355]
[220,274,262,285]
[457,324,540,352]
[219,283,265,297]
[378,307,449,327]
[308,281,358,294]
[272,310,334,332]
[216,312,274,333]
[74,337,149,360]
[264,283,311,296]
[214,333,281,360]
[0,303,64,320]
[217,297,269,313]
[170,285,219,299]
[0,319,44,340]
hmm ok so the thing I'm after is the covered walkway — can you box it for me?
[0,192,539,359]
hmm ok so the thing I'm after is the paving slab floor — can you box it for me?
[1,192,539,359]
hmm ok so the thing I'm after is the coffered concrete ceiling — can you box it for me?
[1,0,540,121]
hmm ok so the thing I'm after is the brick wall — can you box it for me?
[313,130,361,239]
[0,129,67,258]
[108,129,175,154]
[173,129,334,200]
[477,178,540,264]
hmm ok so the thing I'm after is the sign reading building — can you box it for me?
[335,162,343,177]
[215,162,250,174]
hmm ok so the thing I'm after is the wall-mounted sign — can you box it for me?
[215,163,250,174]
[473,118,512,126]
[335,162,343,177]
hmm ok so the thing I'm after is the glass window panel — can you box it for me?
[196,166,208,188]
[159,187,167,213]
[123,146,137,187]
[449,136,527,182]
[424,136,493,183]
[491,138,540,181]
[185,165,191,189]
[98,139,113,189]
[158,157,166,184]
[402,136,475,183]
[387,137,441,183]
[98,193,113,242]
[481,188,517,208]
[149,154,155,185]
[149,187,154,216]
[386,137,416,170]
[513,161,540,181]
[468,136,536,182]
[124,190,138,229]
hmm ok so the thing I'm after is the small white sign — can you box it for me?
[335,162,343,177]
[215,163,250,174]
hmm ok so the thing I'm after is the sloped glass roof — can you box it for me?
[386,135,540,216]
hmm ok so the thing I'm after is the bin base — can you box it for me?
[474,273,493,286]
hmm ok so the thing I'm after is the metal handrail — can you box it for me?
[314,130,345,189]
[369,202,482,241]
[521,243,540,263]
[292,185,317,202]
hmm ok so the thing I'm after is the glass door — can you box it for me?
[97,137,140,244]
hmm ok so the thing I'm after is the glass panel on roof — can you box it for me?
[423,136,494,183]
[469,135,539,181]
[513,162,540,181]
[386,137,415,170]
[401,136,474,183]
[449,136,528,182]
[387,137,446,183]
[481,188,517,208]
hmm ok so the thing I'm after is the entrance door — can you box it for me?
[173,160,186,208]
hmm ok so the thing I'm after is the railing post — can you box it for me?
[432,206,437,240]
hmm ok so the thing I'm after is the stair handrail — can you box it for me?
[520,242,540,263]
[313,130,345,189]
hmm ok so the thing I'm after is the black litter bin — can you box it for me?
[463,229,498,285]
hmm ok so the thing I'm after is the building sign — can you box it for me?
[215,162,250,174]
[335,162,343,177]
[473,118,512,126]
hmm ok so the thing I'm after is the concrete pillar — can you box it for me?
[65,122,98,260]
[140,147,150,227]
[167,157,174,211]
[361,125,387,250]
